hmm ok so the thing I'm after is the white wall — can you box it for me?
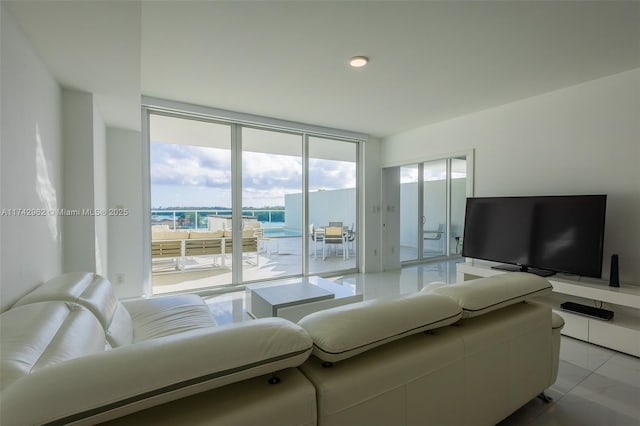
[381,167,401,271]
[361,137,382,273]
[93,107,108,275]
[285,188,357,232]
[62,89,97,272]
[0,5,63,311]
[107,127,145,299]
[61,88,111,276]
[382,69,640,284]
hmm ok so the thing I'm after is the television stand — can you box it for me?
[560,301,614,321]
[491,264,555,277]
[458,260,640,357]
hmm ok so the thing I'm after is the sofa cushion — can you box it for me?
[243,220,261,229]
[423,272,553,318]
[0,301,105,391]
[298,292,462,362]
[121,294,217,342]
[14,272,134,346]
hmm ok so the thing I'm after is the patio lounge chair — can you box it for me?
[151,230,190,270]
[185,231,225,267]
[223,229,260,266]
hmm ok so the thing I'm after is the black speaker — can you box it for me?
[609,254,619,287]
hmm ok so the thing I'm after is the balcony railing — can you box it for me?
[151,209,287,231]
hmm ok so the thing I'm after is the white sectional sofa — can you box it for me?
[299,274,564,426]
[0,272,563,425]
[1,273,315,426]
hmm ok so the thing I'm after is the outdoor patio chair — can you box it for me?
[424,224,445,254]
[310,224,324,258]
[346,224,356,255]
[323,226,345,260]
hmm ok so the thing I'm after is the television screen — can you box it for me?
[461,195,607,278]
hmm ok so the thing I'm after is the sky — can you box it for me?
[150,143,357,209]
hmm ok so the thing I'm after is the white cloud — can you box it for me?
[151,143,356,208]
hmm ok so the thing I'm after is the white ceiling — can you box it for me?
[6,1,640,137]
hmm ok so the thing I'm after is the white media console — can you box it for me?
[457,261,640,357]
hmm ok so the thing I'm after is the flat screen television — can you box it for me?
[461,195,607,278]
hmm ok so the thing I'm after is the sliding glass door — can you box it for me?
[422,159,447,259]
[241,127,303,281]
[399,165,419,262]
[149,113,233,292]
[450,157,468,255]
[308,136,358,275]
[147,110,360,294]
[399,155,468,263]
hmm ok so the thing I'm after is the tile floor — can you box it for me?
[204,260,640,426]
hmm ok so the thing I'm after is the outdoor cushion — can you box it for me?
[152,231,190,240]
[222,230,259,238]
[243,221,261,229]
[189,231,224,239]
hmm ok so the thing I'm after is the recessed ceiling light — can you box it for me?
[350,56,369,68]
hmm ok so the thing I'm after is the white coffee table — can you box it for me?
[249,278,363,322]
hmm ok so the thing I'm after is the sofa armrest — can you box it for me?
[1,317,312,425]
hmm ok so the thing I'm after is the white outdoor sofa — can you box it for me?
[151,228,261,271]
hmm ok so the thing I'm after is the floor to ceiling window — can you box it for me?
[145,106,361,294]
[399,155,469,263]
[308,136,358,275]
[422,159,448,259]
[241,127,303,281]
[399,164,419,262]
[149,113,233,292]
[449,157,468,255]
